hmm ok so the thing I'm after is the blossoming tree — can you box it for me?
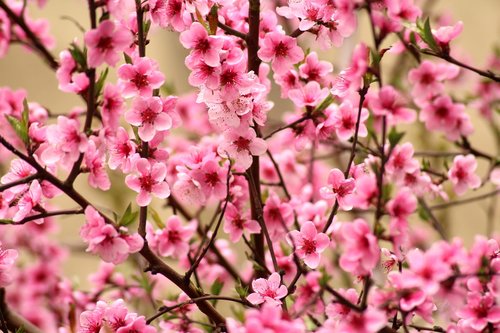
[0,0,499,332]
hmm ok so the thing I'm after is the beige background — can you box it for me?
[0,0,499,282]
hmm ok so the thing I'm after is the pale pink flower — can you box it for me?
[339,219,380,276]
[247,272,288,306]
[0,242,18,287]
[408,60,459,102]
[125,158,171,206]
[117,57,165,98]
[146,216,196,258]
[329,100,369,141]
[108,127,138,173]
[258,32,304,74]
[298,51,333,84]
[13,180,42,222]
[180,22,223,67]
[80,206,143,264]
[190,159,227,201]
[227,304,306,333]
[386,188,417,221]
[125,96,172,142]
[448,154,481,196]
[321,168,356,211]
[385,143,419,180]
[84,20,131,67]
[287,221,330,269]
[369,85,416,125]
[101,84,125,130]
[433,21,463,47]
[406,248,452,295]
[288,81,329,108]
[218,126,267,170]
[84,139,110,191]
[223,203,261,243]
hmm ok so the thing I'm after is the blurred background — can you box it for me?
[0,0,499,286]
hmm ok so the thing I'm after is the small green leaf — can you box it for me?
[388,127,405,148]
[69,43,87,69]
[314,94,334,113]
[420,18,440,52]
[5,114,29,146]
[208,5,219,35]
[95,68,109,98]
[119,203,139,227]
[417,204,430,221]
[22,99,29,128]
[235,282,249,298]
[0,219,13,225]
[210,279,224,302]
[123,52,133,64]
[149,207,165,229]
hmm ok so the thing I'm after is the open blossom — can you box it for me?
[125,158,170,206]
[0,242,18,287]
[84,20,131,68]
[108,127,138,173]
[223,203,261,243]
[80,207,143,264]
[258,31,304,74]
[117,57,165,98]
[56,50,89,94]
[385,143,419,180]
[247,272,288,306]
[146,216,196,258]
[456,291,500,331]
[125,96,173,142]
[180,22,223,67]
[84,139,110,191]
[288,81,329,107]
[263,191,294,238]
[287,221,330,269]
[218,126,267,170]
[448,154,481,196]
[339,219,380,276]
[329,100,369,141]
[369,85,416,125]
[13,180,42,222]
[190,159,227,201]
[320,168,356,211]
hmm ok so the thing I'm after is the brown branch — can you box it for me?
[1,209,84,225]
[430,189,500,211]
[0,173,38,192]
[217,21,247,40]
[0,289,44,333]
[0,0,58,69]
[263,115,309,140]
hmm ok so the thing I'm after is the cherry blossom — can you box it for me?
[258,32,304,74]
[125,96,173,142]
[125,158,171,206]
[448,154,481,195]
[287,221,329,269]
[247,272,288,306]
[146,216,196,258]
[84,20,131,68]
[320,168,356,210]
[117,57,165,98]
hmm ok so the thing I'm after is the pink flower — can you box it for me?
[339,219,380,276]
[116,316,157,333]
[13,180,42,222]
[146,216,196,258]
[408,60,459,103]
[227,304,306,333]
[406,248,452,295]
[263,191,294,239]
[56,50,90,94]
[369,85,416,125]
[125,158,171,206]
[79,301,106,333]
[386,188,417,221]
[80,207,143,264]
[329,100,369,141]
[258,32,304,74]
[298,51,333,84]
[448,154,481,196]
[288,81,329,108]
[218,126,267,170]
[84,20,131,67]
[190,159,227,201]
[180,22,224,67]
[108,127,138,173]
[223,203,261,243]
[456,291,500,331]
[102,84,125,130]
[0,242,18,287]
[420,95,467,135]
[287,221,330,269]
[385,143,419,181]
[117,57,165,98]
[387,271,427,311]
[433,21,463,47]
[125,96,173,142]
[320,168,356,211]
[84,139,110,191]
[247,272,288,306]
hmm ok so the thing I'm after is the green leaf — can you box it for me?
[123,52,133,64]
[118,203,139,227]
[149,207,165,229]
[420,18,440,52]
[208,5,219,35]
[417,205,430,221]
[0,219,13,225]
[5,114,29,146]
[235,283,249,298]
[22,99,29,128]
[69,43,87,69]
[388,127,405,148]
[95,68,109,99]
[314,94,335,113]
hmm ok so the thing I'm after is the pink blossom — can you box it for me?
[448,155,481,196]
[117,57,165,98]
[386,188,417,221]
[125,96,172,142]
[258,32,304,74]
[329,100,369,141]
[13,180,42,222]
[190,159,227,201]
[408,60,459,103]
[84,139,110,191]
[288,81,329,108]
[223,203,261,243]
[320,168,356,211]
[0,242,18,287]
[84,20,131,67]
[433,21,463,47]
[146,216,196,258]
[339,219,380,276]
[385,143,419,180]
[218,126,267,170]
[369,85,416,125]
[80,206,143,264]
[180,22,223,67]
[148,0,189,31]
[420,95,468,137]
[406,248,452,295]
[456,291,500,331]
[125,158,170,206]
[108,127,138,173]
[298,51,333,84]
[287,221,330,269]
[56,50,89,94]
[247,272,288,306]
[101,84,125,130]
[227,304,306,333]
[263,191,294,239]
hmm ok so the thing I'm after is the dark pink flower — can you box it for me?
[84,20,131,67]
[448,154,481,196]
[320,168,356,210]
[258,32,304,74]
